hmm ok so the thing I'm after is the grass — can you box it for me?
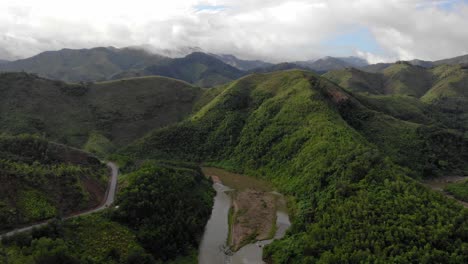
[445,180,468,202]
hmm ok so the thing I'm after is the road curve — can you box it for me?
[0,161,119,239]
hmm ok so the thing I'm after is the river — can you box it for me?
[198,168,291,264]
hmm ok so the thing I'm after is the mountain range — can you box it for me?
[1,49,468,262]
[2,46,468,89]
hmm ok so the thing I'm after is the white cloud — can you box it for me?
[0,0,467,62]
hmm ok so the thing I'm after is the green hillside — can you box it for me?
[0,47,169,83]
[324,62,434,97]
[117,70,468,263]
[0,72,203,154]
[1,161,214,264]
[325,63,468,132]
[0,134,107,232]
[112,52,245,87]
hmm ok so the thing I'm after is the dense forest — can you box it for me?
[117,70,468,262]
[0,161,214,264]
[0,64,467,263]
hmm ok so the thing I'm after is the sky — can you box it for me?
[1,0,468,63]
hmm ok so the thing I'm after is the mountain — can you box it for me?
[131,44,204,58]
[209,53,273,71]
[360,54,468,73]
[112,52,245,87]
[117,70,467,262]
[325,62,468,134]
[325,62,434,97]
[0,134,107,231]
[0,59,9,64]
[248,62,309,73]
[296,56,369,72]
[0,72,203,152]
[434,54,468,66]
[0,47,169,83]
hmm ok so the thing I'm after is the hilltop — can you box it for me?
[113,52,245,87]
[0,72,203,154]
[116,70,467,262]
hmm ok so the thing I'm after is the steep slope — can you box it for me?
[0,72,202,152]
[119,70,468,262]
[382,62,434,97]
[112,52,245,87]
[324,67,384,94]
[326,64,468,131]
[0,47,169,83]
[0,134,107,232]
[325,62,434,97]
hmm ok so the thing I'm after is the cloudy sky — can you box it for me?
[1,0,468,63]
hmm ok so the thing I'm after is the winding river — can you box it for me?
[198,168,291,264]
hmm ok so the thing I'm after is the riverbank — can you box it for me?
[199,167,291,264]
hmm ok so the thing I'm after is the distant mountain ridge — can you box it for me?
[209,53,273,71]
[0,46,169,83]
[296,56,369,72]
[112,52,245,87]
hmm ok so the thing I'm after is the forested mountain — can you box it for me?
[112,52,245,87]
[296,56,369,73]
[210,54,273,71]
[117,70,467,262]
[0,72,203,154]
[0,55,467,263]
[324,62,468,132]
[0,134,107,231]
[0,47,169,83]
[0,48,248,87]
[359,54,468,73]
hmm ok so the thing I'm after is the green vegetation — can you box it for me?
[0,134,107,231]
[1,160,214,263]
[446,180,468,202]
[1,214,148,264]
[0,73,202,151]
[0,47,169,83]
[113,52,245,87]
[117,70,468,262]
[113,161,214,261]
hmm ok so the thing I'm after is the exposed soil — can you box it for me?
[229,189,276,251]
[82,177,106,208]
[423,175,468,208]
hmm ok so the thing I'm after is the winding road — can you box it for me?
[0,162,119,239]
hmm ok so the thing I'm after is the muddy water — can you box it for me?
[198,168,291,264]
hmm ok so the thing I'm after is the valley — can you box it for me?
[0,51,467,263]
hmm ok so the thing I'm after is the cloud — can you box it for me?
[0,0,468,62]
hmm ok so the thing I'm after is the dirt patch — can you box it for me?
[423,175,468,208]
[82,177,106,209]
[229,189,276,251]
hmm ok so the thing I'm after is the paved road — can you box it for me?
[0,162,119,239]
